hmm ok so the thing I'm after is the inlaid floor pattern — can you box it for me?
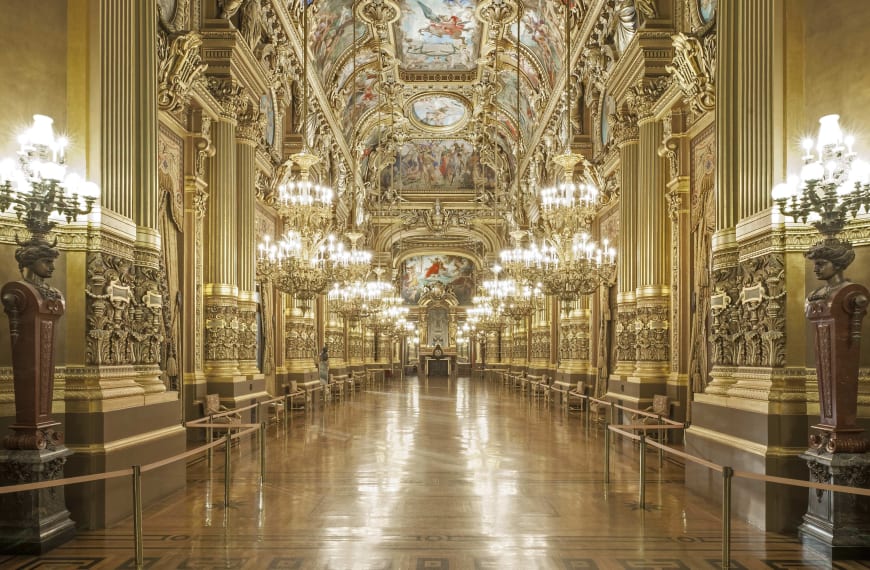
[3,377,868,569]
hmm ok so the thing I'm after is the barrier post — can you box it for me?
[585,397,591,431]
[224,432,232,507]
[609,401,616,424]
[283,395,289,431]
[639,433,646,509]
[604,421,611,484]
[722,466,733,569]
[207,418,214,468]
[132,465,144,568]
[259,421,266,483]
[657,415,664,467]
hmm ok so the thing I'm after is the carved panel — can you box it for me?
[690,124,716,390]
[616,307,636,364]
[237,307,257,362]
[85,253,135,366]
[205,302,239,361]
[733,254,787,368]
[636,303,670,362]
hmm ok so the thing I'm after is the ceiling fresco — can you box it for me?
[396,0,481,71]
[305,0,575,196]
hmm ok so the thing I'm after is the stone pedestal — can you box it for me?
[0,446,76,554]
[799,449,870,559]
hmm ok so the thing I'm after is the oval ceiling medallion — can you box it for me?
[408,94,469,132]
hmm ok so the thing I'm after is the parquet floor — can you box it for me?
[2,376,867,570]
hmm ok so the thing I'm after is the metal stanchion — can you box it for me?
[283,395,289,431]
[610,401,616,425]
[585,397,591,431]
[638,433,646,509]
[603,421,611,484]
[722,466,733,569]
[207,417,214,468]
[259,422,266,483]
[224,432,232,507]
[132,465,143,568]
[658,415,664,468]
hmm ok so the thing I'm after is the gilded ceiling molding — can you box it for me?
[157,31,208,113]
[666,32,716,115]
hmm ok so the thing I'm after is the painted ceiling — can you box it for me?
[307,0,572,195]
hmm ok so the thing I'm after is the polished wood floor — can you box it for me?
[2,376,867,569]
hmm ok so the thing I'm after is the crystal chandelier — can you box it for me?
[257,231,333,313]
[0,115,99,246]
[543,232,616,304]
[330,231,373,284]
[772,114,870,243]
[500,230,558,287]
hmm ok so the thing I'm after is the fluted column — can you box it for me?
[634,111,671,386]
[612,115,639,378]
[100,0,135,219]
[203,81,244,386]
[236,108,259,376]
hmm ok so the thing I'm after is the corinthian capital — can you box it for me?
[236,100,265,143]
[207,77,247,121]
[609,111,639,146]
[626,77,670,119]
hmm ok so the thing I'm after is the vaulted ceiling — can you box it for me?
[304,0,575,201]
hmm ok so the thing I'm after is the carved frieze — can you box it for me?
[236,100,266,143]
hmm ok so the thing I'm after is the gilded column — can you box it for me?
[630,83,671,391]
[324,301,347,376]
[133,0,167,396]
[100,0,135,219]
[284,295,317,385]
[611,113,639,379]
[203,79,245,389]
[235,103,261,377]
[687,0,806,531]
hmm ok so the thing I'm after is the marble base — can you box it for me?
[0,446,76,554]
[798,449,870,560]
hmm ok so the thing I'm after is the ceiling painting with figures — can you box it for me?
[400,255,476,306]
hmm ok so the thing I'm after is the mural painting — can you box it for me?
[389,139,477,190]
[342,66,380,141]
[401,254,476,305]
[519,1,563,87]
[310,0,366,76]
[410,95,468,129]
[496,68,534,141]
[397,0,480,71]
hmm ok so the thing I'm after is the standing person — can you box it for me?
[319,345,329,385]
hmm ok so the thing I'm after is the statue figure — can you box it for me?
[14,240,61,300]
[806,241,855,301]
[319,345,329,385]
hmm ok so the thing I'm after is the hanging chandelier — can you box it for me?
[330,231,373,284]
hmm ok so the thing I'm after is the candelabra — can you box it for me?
[542,232,616,307]
[773,113,870,558]
[0,114,96,552]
